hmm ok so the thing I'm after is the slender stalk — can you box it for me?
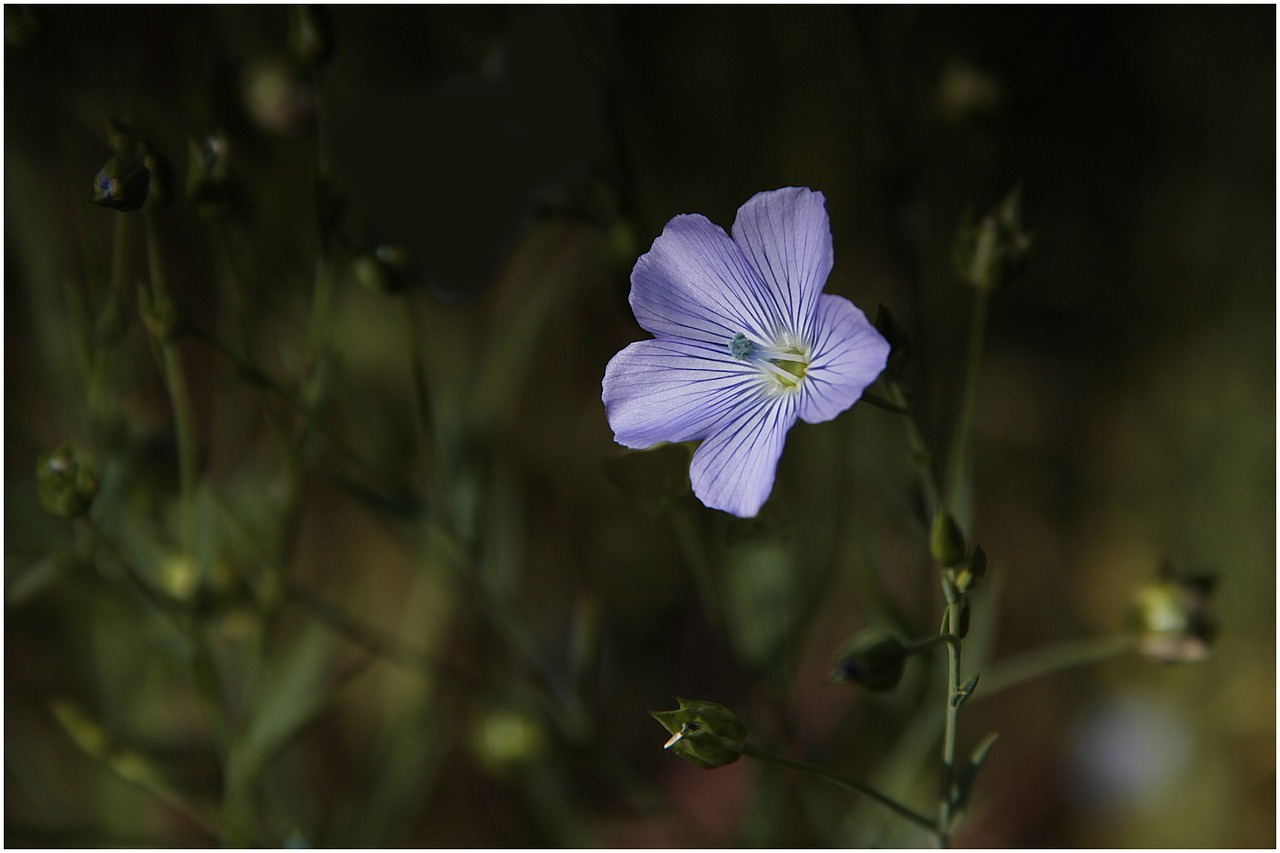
[936,581,963,847]
[905,633,960,655]
[943,288,991,517]
[974,634,1135,701]
[883,379,940,513]
[742,743,937,835]
[143,211,198,551]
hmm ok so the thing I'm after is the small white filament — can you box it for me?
[663,731,684,749]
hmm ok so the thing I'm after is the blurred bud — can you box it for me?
[1128,570,1217,663]
[937,61,1002,122]
[952,186,1032,292]
[954,544,987,593]
[352,244,418,294]
[650,698,746,769]
[873,303,912,379]
[137,280,179,341]
[930,508,967,568]
[158,553,199,602]
[244,56,315,135]
[36,443,99,518]
[469,708,546,776]
[91,153,150,212]
[829,629,908,691]
[186,134,237,218]
[289,5,333,70]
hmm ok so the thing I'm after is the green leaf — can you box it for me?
[952,731,999,813]
[951,673,980,708]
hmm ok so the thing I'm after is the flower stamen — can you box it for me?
[730,331,809,389]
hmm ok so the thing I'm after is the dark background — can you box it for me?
[5,5,1274,847]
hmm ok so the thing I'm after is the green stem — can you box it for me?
[742,743,937,835]
[936,579,963,847]
[974,634,1135,701]
[905,633,960,654]
[144,211,198,551]
[108,211,132,309]
[943,288,991,517]
[883,380,941,513]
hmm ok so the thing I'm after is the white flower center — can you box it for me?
[729,331,810,391]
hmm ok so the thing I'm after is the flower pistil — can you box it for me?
[729,331,810,391]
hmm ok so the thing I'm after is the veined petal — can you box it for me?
[630,214,787,346]
[689,393,798,518]
[731,187,834,342]
[603,338,763,449]
[797,293,891,425]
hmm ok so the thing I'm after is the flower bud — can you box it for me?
[244,56,315,135]
[930,508,967,568]
[36,443,99,518]
[952,186,1032,292]
[829,629,908,691]
[91,153,150,212]
[650,698,746,769]
[186,134,237,218]
[469,707,546,777]
[1128,570,1217,664]
[289,5,333,70]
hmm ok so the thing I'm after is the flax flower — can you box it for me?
[603,188,890,517]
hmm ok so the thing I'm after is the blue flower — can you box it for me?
[602,187,891,517]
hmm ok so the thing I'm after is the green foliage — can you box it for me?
[5,6,1272,849]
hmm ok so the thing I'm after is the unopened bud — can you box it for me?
[186,134,237,218]
[1128,570,1217,664]
[650,698,746,769]
[829,629,908,691]
[469,708,546,777]
[289,5,333,70]
[91,153,150,212]
[36,443,99,518]
[930,508,967,568]
[953,186,1032,292]
[244,56,315,135]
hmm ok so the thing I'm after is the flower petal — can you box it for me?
[689,393,798,517]
[603,338,763,449]
[629,214,787,346]
[730,187,834,341]
[797,293,891,425]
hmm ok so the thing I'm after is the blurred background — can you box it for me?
[4,5,1274,847]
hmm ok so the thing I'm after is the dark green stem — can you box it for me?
[143,211,198,551]
[743,743,938,834]
[943,288,991,517]
[936,579,963,847]
[974,634,1135,701]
